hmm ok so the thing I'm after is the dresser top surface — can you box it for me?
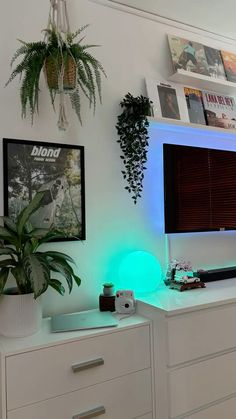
[137,277,236,315]
[0,310,150,355]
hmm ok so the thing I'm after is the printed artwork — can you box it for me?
[221,50,236,82]
[204,46,226,80]
[3,139,85,240]
[157,85,180,120]
[168,35,209,76]
[184,87,206,125]
[201,91,236,129]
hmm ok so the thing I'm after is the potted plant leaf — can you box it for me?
[116,93,153,204]
[5,22,106,129]
[0,191,81,337]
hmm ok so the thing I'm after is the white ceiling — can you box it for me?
[109,0,236,40]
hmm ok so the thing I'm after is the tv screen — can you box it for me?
[163,143,236,233]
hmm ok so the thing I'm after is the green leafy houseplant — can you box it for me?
[5,24,106,125]
[0,191,81,299]
[116,93,153,204]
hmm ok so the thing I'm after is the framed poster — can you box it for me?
[145,78,189,122]
[3,138,85,241]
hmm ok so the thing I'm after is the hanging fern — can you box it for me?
[116,93,153,204]
[5,24,106,126]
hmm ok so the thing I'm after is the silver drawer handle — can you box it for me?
[71,357,104,373]
[72,405,106,419]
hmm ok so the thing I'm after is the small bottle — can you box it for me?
[99,283,115,312]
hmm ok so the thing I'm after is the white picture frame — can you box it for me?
[145,78,189,122]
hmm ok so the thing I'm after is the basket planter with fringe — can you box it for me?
[44,55,76,91]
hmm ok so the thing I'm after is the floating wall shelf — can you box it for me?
[148,117,236,139]
[169,69,236,95]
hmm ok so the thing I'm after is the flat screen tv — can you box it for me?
[163,143,236,233]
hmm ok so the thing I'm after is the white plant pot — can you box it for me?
[0,292,42,338]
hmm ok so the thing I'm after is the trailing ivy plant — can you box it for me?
[116,93,153,204]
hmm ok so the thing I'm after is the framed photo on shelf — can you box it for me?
[3,138,85,241]
[145,78,189,122]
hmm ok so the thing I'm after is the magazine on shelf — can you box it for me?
[202,91,236,129]
[203,46,226,80]
[221,50,236,82]
[167,34,209,76]
[184,87,206,125]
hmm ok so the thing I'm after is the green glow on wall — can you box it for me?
[118,250,162,293]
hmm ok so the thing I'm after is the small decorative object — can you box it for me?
[0,191,81,337]
[5,0,106,130]
[115,290,135,314]
[169,279,206,292]
[3,138,85,240]
[116,93,153,204]
[99,283,115,312]
[164,258,180,286]
[164,263,175,286]
[167,258,205,292]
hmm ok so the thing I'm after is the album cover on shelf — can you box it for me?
[202,90,236,129]
[203,46,226,80]
[145,78,189,122]
[184,87,206,125]
[221,50,236,82]
[168,34,209,76]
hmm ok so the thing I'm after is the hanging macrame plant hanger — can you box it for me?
[44,0,76,130]
[6,0,106,130]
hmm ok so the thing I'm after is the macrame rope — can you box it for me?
[49,0,70,35]
[47,0,70,130]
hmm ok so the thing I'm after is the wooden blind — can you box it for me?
[163,144,236,233]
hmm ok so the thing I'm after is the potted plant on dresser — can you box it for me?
[0,191,81,337]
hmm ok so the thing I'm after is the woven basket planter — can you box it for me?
[44,55,76,91]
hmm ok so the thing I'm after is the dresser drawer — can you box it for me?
[184,395,236,419]
[167,303,236,365]
[7,369,152,419]
[6,325,150,410]
[169,350,236,418]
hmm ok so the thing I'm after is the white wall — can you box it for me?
[1,0,236,316]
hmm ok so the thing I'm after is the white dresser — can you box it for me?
[0,313,153,419]
[137,278,236,419]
